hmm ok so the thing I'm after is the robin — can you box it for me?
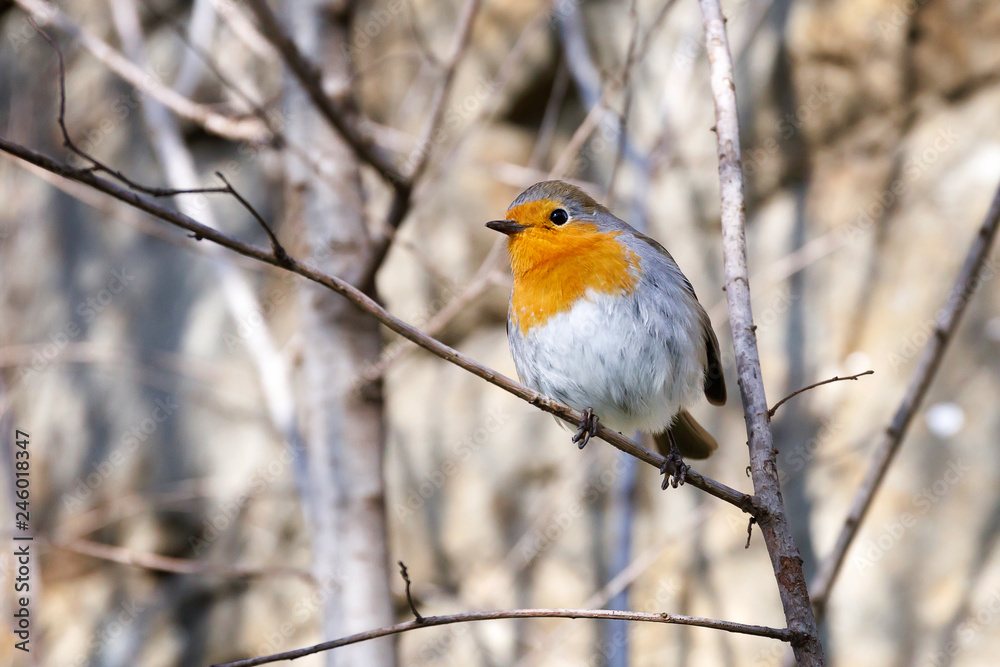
[486,181,726,487]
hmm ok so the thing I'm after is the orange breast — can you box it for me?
[507,223,640,335]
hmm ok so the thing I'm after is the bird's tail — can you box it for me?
[654,410,718,460]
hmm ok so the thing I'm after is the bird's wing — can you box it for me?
[632,232,727,406]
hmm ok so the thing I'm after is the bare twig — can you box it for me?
[605,0,641,204]
[242,0,404,185]
[213,171,290,266]
[397,561,424,623]
[768,370,874,419]
[354,0,483,290]
[697,0,825,664]
[353,238,506,385]
[15,0,268,143]
[808,182,1000,620]
[529,58,570,170]
[210,607,796,667]
[107,0,312,540]
[51,538,315,583]
[0,137,753,514]
[32,23,230,199]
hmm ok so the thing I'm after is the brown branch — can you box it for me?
[35,23,293,271]
[354,0,484,290]
[397,561,424,623]
[242,0,405,186]
[353,239,506,386]
[51,537,315,583]
[210,608,796,667]
[0,136,753,514]
[767,370,874,419]
[32,23,230,201]
[697,0,826,664]
[808,182,1000,621]
[16,0,268,143]
[140,0,345,186]
[213,171,291,266]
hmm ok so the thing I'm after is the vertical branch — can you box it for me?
[809,183,1000,619]
[282,1,396,665]
[696,1,825,665]
[105,0,310,508]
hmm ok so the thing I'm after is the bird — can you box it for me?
[486,180,726,487]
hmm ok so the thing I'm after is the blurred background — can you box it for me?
[2,0,1000,665]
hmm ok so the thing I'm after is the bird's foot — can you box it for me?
[572,407,599,449]
[660,432,688,489]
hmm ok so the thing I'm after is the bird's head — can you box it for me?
[486,180,628,279]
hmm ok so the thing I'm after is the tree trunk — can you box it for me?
[284,2,396,665]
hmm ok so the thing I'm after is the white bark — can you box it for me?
[284,2,396,665]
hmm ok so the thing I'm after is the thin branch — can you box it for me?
[808,182,1000,620]
[745,517,757,549]
[697,0,825,664]
[142,0,345,185]
[355,0,484,290]
[0,137,753,514]
[242,0,405,185]
[211,608,796,667]
[15,0,268,143]
[397,561,424,622]
[35,24,293,272]
[51,537,315,583]
[767,370,874,419]
[605,0,640,204]
[401,0,443,67]
[353,239,506,386]
[31,22,228,199]
[529,57,570,169]
[213,171,291,266]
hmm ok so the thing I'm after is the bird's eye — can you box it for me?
[549,208,569,225]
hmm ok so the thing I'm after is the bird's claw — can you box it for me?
[572,407,599,449]
[660,433,688,489]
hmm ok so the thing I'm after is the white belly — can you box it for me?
[509,289,706,433]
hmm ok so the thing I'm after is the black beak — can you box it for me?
[486,220,528,235]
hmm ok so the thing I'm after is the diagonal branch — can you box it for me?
[355,0,484,289]
[0,136,754,514]
[15,0,268,143]
[697,0,826,664]
[51,537,315,583]
[768,370,874,419]
[808,182,1000,621]
[210,607,797,667]
[243,0,406,186]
